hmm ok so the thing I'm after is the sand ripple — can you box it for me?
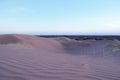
[0,51,120,80]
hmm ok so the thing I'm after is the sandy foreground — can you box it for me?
[0,34,120,80]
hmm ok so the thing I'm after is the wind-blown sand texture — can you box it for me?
[0,34,120,80]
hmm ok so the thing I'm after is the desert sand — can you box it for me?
[0,34,120,80]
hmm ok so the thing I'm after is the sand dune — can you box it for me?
[0,34,120,80]
[0,34,64,53]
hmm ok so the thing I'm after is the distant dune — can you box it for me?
[0,34,120,80]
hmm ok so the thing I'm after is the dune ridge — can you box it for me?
[0,34,64,53]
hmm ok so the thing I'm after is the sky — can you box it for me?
[0,0,120,35]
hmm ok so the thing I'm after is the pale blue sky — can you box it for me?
[0,0,120,35]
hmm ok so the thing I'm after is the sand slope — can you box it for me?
[0,34,64,53]
[0,34,120,80]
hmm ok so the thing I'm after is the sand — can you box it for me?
[0,34,120,80]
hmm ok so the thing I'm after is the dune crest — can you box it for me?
[0,35,21,44]
[0,34,64,52]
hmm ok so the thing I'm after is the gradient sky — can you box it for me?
[0,0,120,35]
